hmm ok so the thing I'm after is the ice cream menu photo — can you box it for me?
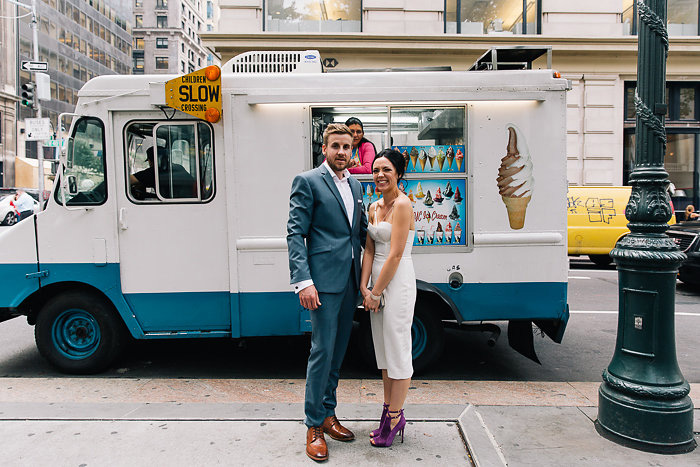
[392,145,465,174]
[362,179,467,247]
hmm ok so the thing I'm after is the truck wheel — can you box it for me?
[589,254,613,267]
[357,298,445,375]
[3,212,17,226]
[35,291,125,374]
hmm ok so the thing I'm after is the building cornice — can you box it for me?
[201,32,700,55]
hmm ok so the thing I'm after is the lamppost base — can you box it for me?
[597,382,696,454]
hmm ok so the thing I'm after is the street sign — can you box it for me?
[43,139,64,148]
[25,118,52,141]
[20,61,48,72]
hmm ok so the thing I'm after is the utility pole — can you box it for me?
[596,0,695,453]
[30,0,44,205]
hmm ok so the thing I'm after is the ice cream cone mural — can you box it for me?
[428,147,437,169]
[417,230,425,245]
[454,222,462,243]
[445,222,453,244]
[366,184,373,200]
[415,182,425,198]
[456,149,464,171]
[408,190,415,203]
[436,222,444,244]
[497,124,534,230]
[410,147,419,170]
[444,182,454,199]
[423,190,434,207]
[437,148,446,170]
[446,146,454,170]
[434,187,444,205]
[402,150,409,171]
[419,150,427,171]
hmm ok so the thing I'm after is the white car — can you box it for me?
[0,194,39,226]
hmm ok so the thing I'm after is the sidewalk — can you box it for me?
[0,378,698,466]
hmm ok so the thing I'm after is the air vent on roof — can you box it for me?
[222,50,322,74]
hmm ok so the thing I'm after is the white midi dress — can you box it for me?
[368,222,416,380]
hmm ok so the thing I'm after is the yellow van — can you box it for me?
[567,186,676,266]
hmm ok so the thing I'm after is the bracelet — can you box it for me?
[370,292,381,301]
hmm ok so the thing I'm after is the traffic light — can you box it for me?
[21,82,35,108]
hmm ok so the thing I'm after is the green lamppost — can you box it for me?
[596,0,695,453]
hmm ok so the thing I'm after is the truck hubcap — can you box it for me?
[52,309,101,359]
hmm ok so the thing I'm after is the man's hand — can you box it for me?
[299,284,322,311]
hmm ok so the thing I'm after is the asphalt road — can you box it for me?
[0,257,698,382]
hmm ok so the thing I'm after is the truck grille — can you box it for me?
[667,231,697,252]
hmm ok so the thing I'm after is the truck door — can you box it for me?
[113,115,230,334]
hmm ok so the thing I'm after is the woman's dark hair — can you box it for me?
[373,148,406,181]
[344,117,363,129]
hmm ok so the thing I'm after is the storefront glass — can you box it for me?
[265,0,361,32]
[445,0,539,35]
[668,0,699,35]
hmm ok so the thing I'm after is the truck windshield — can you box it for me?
[55,117,107,206]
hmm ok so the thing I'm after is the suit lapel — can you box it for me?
[350,178,361,230]
[320,166,350,228]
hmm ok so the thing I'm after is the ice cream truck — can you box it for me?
[0,50,570,374]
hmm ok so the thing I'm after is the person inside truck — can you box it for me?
[130,146,196,199]
[13,190,35,222]
[345,117,376,174]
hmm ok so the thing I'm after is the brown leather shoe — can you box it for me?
[322,415,355,441]
[306,426,328,462]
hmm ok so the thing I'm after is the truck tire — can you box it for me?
[35,291,125,374]
[589,254,613,267]
[357,297,445,375]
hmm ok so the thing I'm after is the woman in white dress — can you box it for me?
[360,148,416,447]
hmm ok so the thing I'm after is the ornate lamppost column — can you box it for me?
[596,0,695,453]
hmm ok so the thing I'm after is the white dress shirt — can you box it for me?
[293,162,354,294]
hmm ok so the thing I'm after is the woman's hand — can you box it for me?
[360,287,371,299]
[363,293,381,313]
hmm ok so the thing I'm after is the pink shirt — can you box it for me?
[348,140,376,174]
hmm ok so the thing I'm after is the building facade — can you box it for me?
[0,0,18,187]
[205,0,700,211]
[14,0,133,182]
[133,0,211,75]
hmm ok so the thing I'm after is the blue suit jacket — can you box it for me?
[287,165,368,293]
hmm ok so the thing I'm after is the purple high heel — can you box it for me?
[370,409,406,447]
[370,403,389,438]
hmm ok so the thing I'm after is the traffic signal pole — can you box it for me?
[30,0,45,205]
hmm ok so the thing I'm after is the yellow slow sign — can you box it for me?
[165,65,221,123]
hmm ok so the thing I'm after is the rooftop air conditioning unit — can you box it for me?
[222,50,322,74]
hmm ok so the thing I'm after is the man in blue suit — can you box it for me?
[287,123,368,462]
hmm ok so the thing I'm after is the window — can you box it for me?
[445,0,539,35]
[125,122,215,203]
[264,0,361,32]
[135,15,143,28]
[157,15,168,28]
[207,0,213,19]
[624,81,700,211]
[156,0,168,8]
[56,117,107,206]
[134,37,144,49]
[133,55,144,73]
[155,57,169,69]
[156,38,168,48]
[135,0,142,7]
[623,1,699,35]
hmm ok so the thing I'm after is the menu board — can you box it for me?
[361,179,466,247]
[392,145,465,174]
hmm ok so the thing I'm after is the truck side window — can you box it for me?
[55,117,107,206]
[125,121,215,203]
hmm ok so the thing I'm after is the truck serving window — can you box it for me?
[125,121,214,203]
[55,117,107,206]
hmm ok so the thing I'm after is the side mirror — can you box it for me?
[67,175,78,195]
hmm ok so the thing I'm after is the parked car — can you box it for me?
[0,194,40,226]
[667,221,700,286]
[568,186,675,266]
[0,195,19,226]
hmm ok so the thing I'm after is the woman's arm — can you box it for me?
[348,141,376,174]
[368,196,411,298]
[360,204,376,299]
